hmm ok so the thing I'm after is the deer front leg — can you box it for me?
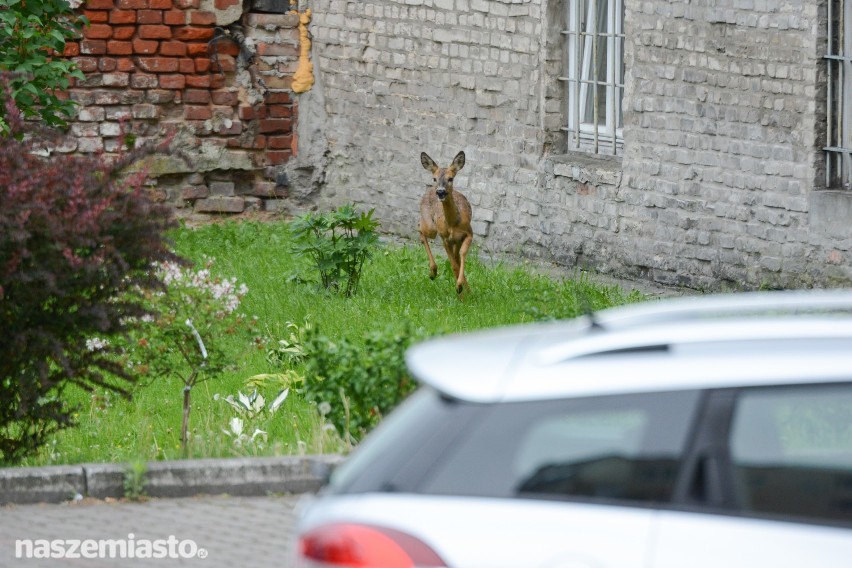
[442,237,461,281]
[456,234,472,294]
[420,232,438,279]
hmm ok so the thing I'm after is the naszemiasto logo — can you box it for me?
[15,534,208,560]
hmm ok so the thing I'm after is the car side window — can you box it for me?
[421,391,701,504]
[729,384,852,524]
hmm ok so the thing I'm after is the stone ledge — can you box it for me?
[550,151,623,186]
[0,455,342,505]
[0,466,85,505]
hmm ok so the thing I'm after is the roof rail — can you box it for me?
[534,291,852,365]
[595,289,852,331]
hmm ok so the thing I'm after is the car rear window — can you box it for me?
[419,390,701,504]
[328,387,464,494]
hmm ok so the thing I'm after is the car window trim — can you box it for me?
[671,389,738,510]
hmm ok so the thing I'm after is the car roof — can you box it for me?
[405,290,852,403]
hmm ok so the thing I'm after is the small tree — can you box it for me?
[121,260,250,454]
[0,81,178,463]
[0,0,86,131]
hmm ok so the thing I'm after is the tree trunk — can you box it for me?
[181,386,191,453]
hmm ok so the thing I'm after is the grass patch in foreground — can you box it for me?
[18,220,645,467]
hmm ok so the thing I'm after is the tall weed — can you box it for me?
[289,205,379,297]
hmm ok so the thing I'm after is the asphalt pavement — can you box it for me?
[0,493,307,567]
[0,455,338,567]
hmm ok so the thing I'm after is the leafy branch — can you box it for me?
[0,0,87,131]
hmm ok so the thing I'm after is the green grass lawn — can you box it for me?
[19,220,646,467]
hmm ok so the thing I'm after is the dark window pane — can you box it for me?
[730,384,852,524]
[329,388,465,494]
[421,391,700,504]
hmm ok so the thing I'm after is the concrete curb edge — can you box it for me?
[0,455,342,505]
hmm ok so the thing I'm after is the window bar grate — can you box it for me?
[592,0,599,154]
[827,0,834,188]
[843,0,851,186]
[840,0,844,187]
[838,0,844,186]
[826,0,852,188]
[573,0,581,150]
[561,0,624,155]
[610,0,616,155]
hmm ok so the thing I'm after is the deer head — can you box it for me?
[421,151,466,202]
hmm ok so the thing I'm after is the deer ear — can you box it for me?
[451,151,466,172]
[420,152,438,173]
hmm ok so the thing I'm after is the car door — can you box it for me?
[651,383,852,568]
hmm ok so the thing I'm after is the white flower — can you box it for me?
[86,337,110,352]
[158,261,184,285]
[229,417,244,438]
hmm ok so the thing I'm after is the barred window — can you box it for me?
[826,0,852,188]
[561,0,625,156]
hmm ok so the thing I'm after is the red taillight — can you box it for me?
[298,523,447,568]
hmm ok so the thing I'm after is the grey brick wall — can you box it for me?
[617,0,849,289]
[291,0,852,290]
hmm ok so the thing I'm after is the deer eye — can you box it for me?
[433,177,437,182]
[447,177,454,183]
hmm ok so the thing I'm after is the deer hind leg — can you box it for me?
[419,231,439,279]
[455,234,472,294]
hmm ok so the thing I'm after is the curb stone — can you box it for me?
[0,454,342,505]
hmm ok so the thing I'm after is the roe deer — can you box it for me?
[419,150,473,294]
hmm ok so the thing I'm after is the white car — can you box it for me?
[294,291,852,567]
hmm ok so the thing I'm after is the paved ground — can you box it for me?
[0,494,307,567]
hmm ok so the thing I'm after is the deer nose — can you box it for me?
[436,188,448,201]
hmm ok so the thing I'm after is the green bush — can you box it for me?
[300,323,425,443]
[0,88,177,464]
[289,205,379,297]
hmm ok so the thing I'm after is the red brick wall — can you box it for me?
[60,0,299,217]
